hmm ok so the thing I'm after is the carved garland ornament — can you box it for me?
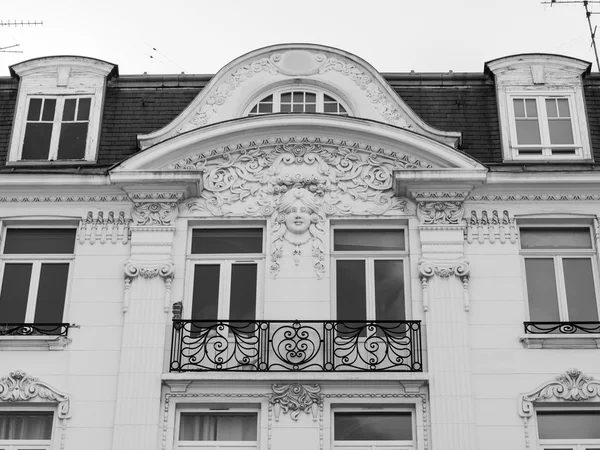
[518,368,600,448]
[270,383,322,421]
[419,260,470,312]
[177,137,423,277]
[0,370,71,419]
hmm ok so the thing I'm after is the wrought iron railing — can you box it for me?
[524,322,600,334]
[170,320,422,372]
[0,323,70,337]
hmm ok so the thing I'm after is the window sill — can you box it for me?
[6,159,98,166]
[520,334,600,349]
[0,335,71,351]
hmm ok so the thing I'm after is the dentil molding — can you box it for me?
[270,383,322,421]
[419,260,470,312]
[0,370,71,419]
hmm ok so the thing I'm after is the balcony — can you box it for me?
[0,323,70,336]
[524,322,600,334]
[170,320,422,372]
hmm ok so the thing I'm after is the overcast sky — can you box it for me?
[0,0,596,76]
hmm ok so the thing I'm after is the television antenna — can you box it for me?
[0,20,43,53]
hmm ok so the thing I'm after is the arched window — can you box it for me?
[248,89,349,116]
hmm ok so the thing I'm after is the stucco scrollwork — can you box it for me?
[419,260,470,312]
[270,383,322,421]
[180,137,421,277]
[131,201,178,226]
[418,201,464,225]
[0,370,71,419]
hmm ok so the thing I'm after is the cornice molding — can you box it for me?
[419,259,470,312]
[0,194,130,203]
[467,193,600,202]
[0,370,71,419]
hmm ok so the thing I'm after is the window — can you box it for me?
[332,228,407,325]
[248,90,349,116]
[188,228,264,323]
[520,226,599,326]
[176,409,258,450]
[537,409,600,450]
[510,96,580,158]
[0,229,76,327]
[0,410,54,450]
[333,410,414,450]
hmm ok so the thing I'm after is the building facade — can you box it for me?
[0,44,599,450]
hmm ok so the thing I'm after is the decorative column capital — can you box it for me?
[124,260,175,280]
[419,259,470,280]
[124,188,186,227]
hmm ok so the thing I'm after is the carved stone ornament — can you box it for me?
[270,383,322,421]
[131,201,178,226]
[465,209,516,244]
[418,201,464,225]
[78,210,132,245]
[178,136,423,277]
[419,260,471,312]
[0,370,71,419]
[123,261,175,313]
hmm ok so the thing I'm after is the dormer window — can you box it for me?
[8,56,116,164]
[485,54,592,162]
[248,89,349,116]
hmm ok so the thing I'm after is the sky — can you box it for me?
[0,0,598,76]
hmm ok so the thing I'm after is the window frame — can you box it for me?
[174,406,260,450]
[519,223,600,323]
[330,223,410,322]
[184,224,266,322]
[331,406,416,450]
[534,405,600,450]
[0,404,57,450]
[0,225,76,326]
[244,86,352,117]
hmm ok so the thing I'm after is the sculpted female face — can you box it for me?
[284,200,312,235]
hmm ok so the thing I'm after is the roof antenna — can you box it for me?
[542,1,600,71]
[0,20,44,53]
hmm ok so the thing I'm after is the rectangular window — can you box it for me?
[0,228,76,326]
[189,228,263,322]
[0,410,54,450]
[333,410,414,450]
[176,410,258,450]
[537,409,600,449]
[511,96,579,158]
[333,228,407,325]
[21,96,91,161]
[520,226,599,326]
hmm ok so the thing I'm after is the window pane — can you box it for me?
[324,102,338,113]
[513,99,525,118]
[334,412,412,440]
[516,119,541,145]
[293,92,303,102]
[258,103,273,113]
[0,411,53,440]
[191,265,220,321]
[77,98,91,120]
[374,260,405,320]
[34,263,69,323]
[520,228,592,249]
[545,98,558,118]
[191,229,263,254]
[41,99,56,121]
[281,93,291,102]
[27,98,43,121]
[305,103,316,113]
[563,258,599,321]
[4,229,76,254]
[179,413,257,441]
[305,93,316,102]
[557,98,570,117]
[280,103,291,113]
[524,258,560,321]
[57,122,88,159]
[22,123,53,159]
[548,119,574,145]
[292,104,303,112]
[525,99,538,117]
[62,98,76,121]
[0,263,32,323]
[336,260,366,321]
[334,230,405,252]
[538,411,600,439]
[229,264,257,321]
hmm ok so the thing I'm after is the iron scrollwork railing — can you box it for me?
[170,319,422,372]
[524,322,600,334]
[0,323,70,336]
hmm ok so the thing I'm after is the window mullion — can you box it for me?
[25,261,42,322]
[220,261,231,321]
[538,98,552,155]
[47,98,63,160]
[366,258,375,321]
[555,256,569,321]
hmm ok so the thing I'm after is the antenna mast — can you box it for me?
[0,20,43,53]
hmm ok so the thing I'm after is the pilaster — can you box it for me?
[112,188,184,450]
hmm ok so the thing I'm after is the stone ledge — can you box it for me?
[520,334,600,349]
[0,336,71,351]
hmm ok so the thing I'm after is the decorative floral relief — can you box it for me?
[0,370,70,419]
[418,201,464,225]
[270,383,322,421]
[131,202,178,226]
[177,137,422,277]
[78,211,131,245]
[465,210,516,244]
